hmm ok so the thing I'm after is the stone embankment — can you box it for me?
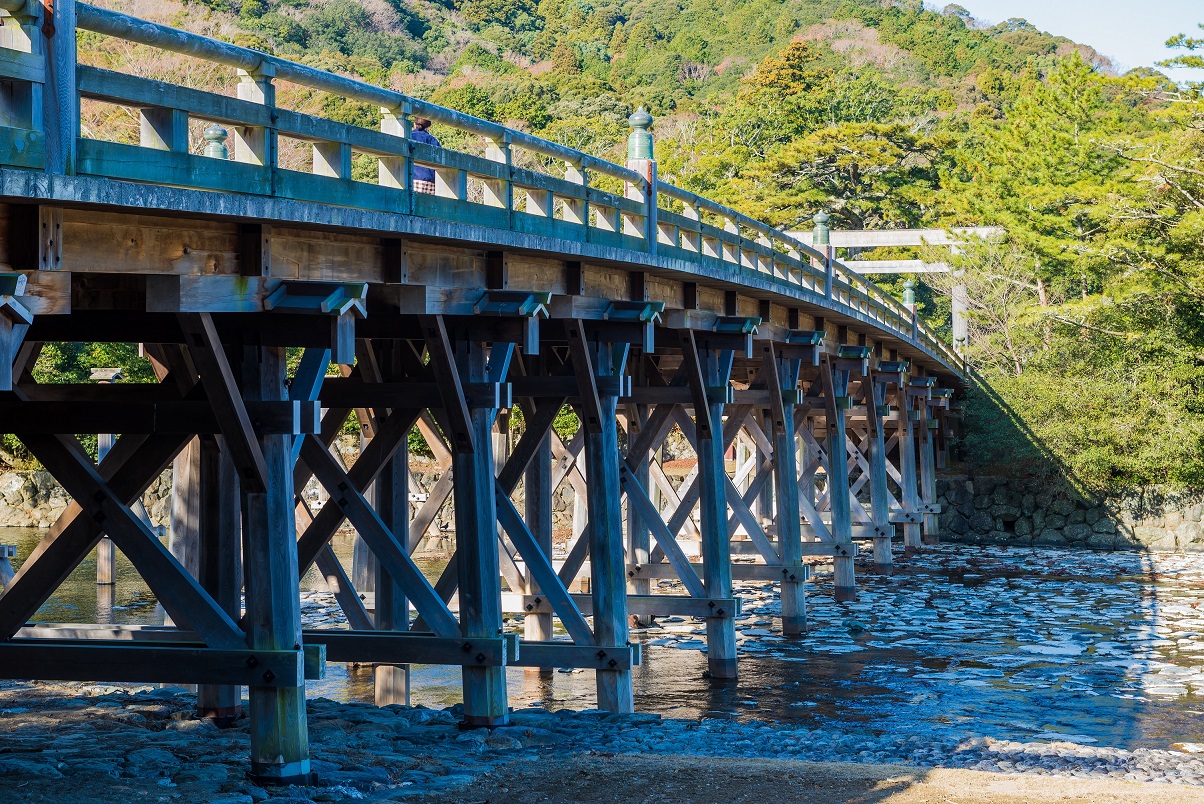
[937,475,1204,552]
[0,469,172,529]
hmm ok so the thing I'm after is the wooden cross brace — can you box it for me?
[13,432,246,649]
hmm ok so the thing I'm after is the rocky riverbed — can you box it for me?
[5,544,1204,802]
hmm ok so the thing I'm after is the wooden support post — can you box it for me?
[899,385,922,552]
[96,432,116,586]
[449,338,508,727]
[240,345,310,785]
[197,436,243,722]
[374,441,410,707]
[684,332,737,678]
[523,404,554,676]
[567,321,633,711]
[626,403,652,626]
[865,375,893,573]
[918,397,939,545]
[821,357,856,602]
[763,344,805,635]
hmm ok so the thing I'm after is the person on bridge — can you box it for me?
[411,118,439,194]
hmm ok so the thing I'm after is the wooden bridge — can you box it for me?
[0,0,964,785]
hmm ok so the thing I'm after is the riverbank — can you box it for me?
[5,544,1204,802]
[3,683,1204,804]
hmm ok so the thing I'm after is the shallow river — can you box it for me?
[4,525,1203,752]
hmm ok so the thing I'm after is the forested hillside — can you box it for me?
[14,0,1204,492]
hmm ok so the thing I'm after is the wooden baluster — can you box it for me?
[313,140,351,180]
[139,107,188,153]
[484,134,512,225]
[721,216,739,263]
[563,161,587,236]
[235,65,275,167]
[379,104,412,212]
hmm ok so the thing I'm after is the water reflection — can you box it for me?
[5,526,1204,752]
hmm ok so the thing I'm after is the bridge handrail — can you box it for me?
[75,4,648,189]
[0,1,964,375]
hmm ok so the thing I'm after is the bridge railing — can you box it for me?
[0,1,962,373]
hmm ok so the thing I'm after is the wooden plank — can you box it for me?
[0,642,304,687]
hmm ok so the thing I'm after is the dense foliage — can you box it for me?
[21,1,1201,492]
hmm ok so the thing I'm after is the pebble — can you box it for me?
[5,545,1204,799]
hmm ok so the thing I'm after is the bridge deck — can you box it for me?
[0,0,963,786]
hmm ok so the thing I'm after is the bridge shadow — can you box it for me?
[932,372,1186,756]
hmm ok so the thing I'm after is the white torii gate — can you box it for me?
[789,224,1004,350]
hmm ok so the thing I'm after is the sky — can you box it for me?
[945,0,1204,83]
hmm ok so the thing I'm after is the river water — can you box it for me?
[4,525,1204,753]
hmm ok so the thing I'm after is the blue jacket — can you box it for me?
[411,129,439,184]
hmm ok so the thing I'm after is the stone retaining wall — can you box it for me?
[936,474,1204,552]
[0,469,172,529]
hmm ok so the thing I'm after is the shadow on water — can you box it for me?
[927,376,1175,752]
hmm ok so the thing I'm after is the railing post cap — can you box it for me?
[813,211,830,245]
[203,124,229,160]
[627,107,654,162]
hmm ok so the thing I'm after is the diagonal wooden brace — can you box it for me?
[300,435,460,638]
[0,432,185,639]
[177,313,269,493]
[494,489,594,644]
[18,433,246,648]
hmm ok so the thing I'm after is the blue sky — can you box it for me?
[946,1,1204,83]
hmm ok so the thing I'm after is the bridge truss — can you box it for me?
[0,0,963,784]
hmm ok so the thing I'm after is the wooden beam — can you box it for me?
[512,642,640,671]
[626,563,813,583]
[306,630,511,667]
[502,593,739,619]
[0,642,307,687]
[420,315,475,454]
[565,319,603,433]
[0,400,319,434]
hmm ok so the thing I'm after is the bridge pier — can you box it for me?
[234,341,311,785]
[684,331,739,679]
[763,342,807,635]
[443,329,510,727]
